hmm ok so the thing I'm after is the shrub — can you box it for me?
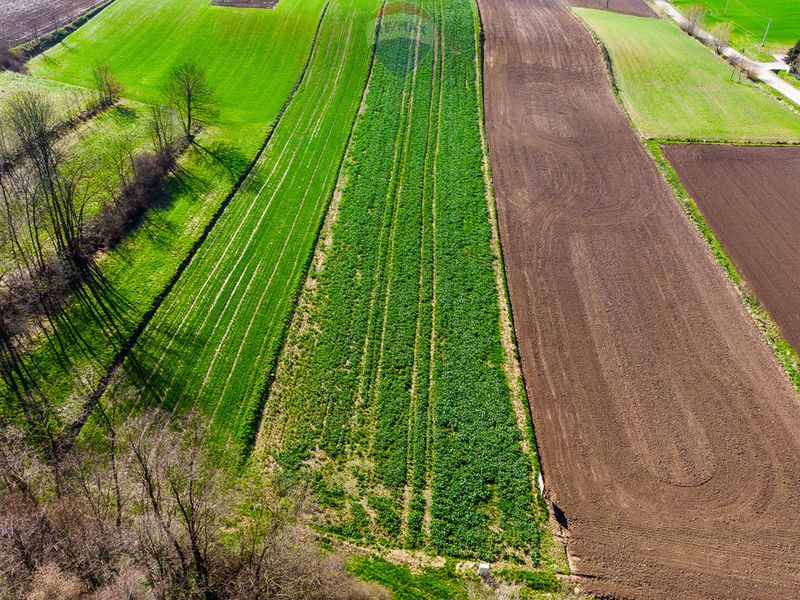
[710,22,733,54]
[0,47,25,73]
[681,5,706,37]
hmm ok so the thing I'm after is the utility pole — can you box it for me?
[761,18,772,48]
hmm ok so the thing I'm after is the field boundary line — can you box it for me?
[580,12,800,397]
[60,0,333,455]
[247,0,389,460]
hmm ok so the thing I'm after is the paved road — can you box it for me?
[656,0,800,107]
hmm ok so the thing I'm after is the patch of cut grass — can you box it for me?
[576,8,800,142]
[671,0,800,54]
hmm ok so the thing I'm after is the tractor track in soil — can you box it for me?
[480,0,800,597]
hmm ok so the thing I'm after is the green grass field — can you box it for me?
[672,0,800,55]
[0,1,336,418]
[257,0,539,562]
[576,8,800,141]
[29,0,328,150]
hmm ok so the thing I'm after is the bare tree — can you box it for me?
[163,63,214,142]
[91,64,123,109]
[147,104,178,157]
[681,5,706,37]
[710,22,733,54]
[0,404,388,599]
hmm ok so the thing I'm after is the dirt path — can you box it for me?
[480,0,800,597]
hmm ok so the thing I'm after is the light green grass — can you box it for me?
[576,8,800,141]
[0,72,95,120]
[95,0,382,456]
[671,0,800,54]
[29,0,328,151]
[0,1,338,423]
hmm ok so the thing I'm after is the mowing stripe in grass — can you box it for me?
[62,2,334,451]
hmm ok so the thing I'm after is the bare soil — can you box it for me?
[480,0,800,598]
[664,144,800,355]
[0,0,106,47]
[569,0,656,18]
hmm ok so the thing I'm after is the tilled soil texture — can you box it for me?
[665,144,800,355]
[480,0,800,598]
[569,0,655,18]
[0,0,105,47]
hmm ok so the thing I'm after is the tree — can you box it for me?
[710,22,732,54]
[91,63,123,109]
[786,40,800,75]
[147,104,177,157]
[163,63,214,141]
[681,5,706,37]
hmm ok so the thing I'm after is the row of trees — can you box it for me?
[0,62,211,423]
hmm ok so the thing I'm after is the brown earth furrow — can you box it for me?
[479,0,800,597]
[568,0,656,18]
[664,144,800,356]
[0,0,106,47]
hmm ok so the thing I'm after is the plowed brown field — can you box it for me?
[0,0,105,47]
[665,144,800,355]
[479,0,800,598]
[569,0,655,18]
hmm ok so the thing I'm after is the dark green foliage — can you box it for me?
[350,556,466,599]
[266,0,539,562]
[368,496,402,540]
[495,567,561,592]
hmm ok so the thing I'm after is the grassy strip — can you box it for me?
[350,556,466,599]
[101,0,383,457]
[574,8,800,141]
[648,141,800,392]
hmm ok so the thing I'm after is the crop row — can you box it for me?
[101,0,383,454]
[260,0,538,561]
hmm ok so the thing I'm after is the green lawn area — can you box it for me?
[576,8,800,141]
[672,0,800,55]
[0,0,338,422]
[29,0,328,151]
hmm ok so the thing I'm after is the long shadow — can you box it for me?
[60,0,334,453]
[191,141,249,179]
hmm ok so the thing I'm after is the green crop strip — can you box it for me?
[259,0,539,563]
[83,0,385,457]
